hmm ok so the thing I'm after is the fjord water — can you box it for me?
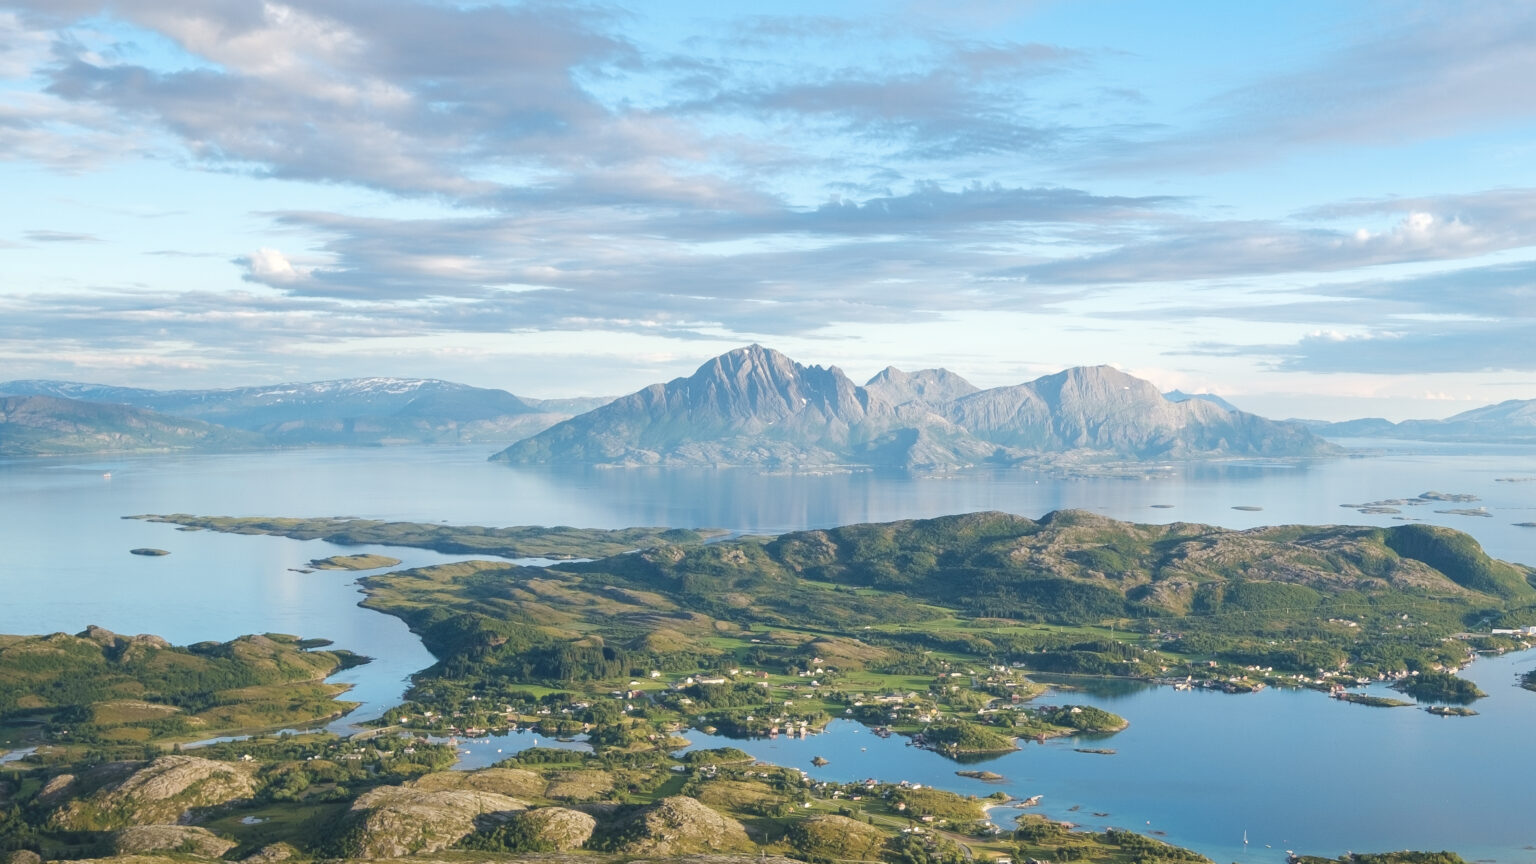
[2,442,1535,860]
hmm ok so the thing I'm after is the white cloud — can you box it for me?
[243,247,304,284]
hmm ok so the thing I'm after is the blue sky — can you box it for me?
[3,0,1535,420]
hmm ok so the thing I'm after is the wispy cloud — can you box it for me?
[1104,5,1536,172]
[24,229,100,242]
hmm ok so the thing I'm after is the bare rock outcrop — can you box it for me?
[344,785,527,858]
[53,756,258,830]
[603,796,753,856]
[114,825,237,857]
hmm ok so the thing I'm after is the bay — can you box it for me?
[2,441,1535,860]
[680,646,1536,864]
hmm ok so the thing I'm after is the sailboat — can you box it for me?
[1243,830,1249,847]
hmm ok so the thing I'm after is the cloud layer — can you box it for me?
[2,1,1536,405]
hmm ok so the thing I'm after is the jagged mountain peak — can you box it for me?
[666,343,868,423]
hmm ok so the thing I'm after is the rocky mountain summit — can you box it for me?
[494,345,1336,468]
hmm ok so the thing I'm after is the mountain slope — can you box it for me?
[0,396,264,457]
[494,347,1335,467]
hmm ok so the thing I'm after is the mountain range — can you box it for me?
[492,345,1337,468]
[0,378,607,453]
[15,347,1528,465]
[1300,399,1536,443]
[0,395,265,457]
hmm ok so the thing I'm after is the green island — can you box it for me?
[128,514,727,559]
[307,554,402,571]
[1522,668,1536,692]
[127,548,168,557]
[5,509,1526,864]
[0,627,366,758]
[1392,671,1486,704]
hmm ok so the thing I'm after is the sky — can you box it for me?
[3,1,1536,421]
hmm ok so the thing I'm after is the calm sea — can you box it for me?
[2,441,1534,861]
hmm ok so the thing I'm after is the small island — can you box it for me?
[1333,692,1413,708]
[913,718,1018,756]
[1016,705,1130,739]
[128,513,726,559]
[1427,706,1478,717]
[1393,670,1486,704]
[1435,508,1491,518]
[129,547,169,556]
[309,553,403,571]
[956,769,1005,780]
[1521,669,1536,692]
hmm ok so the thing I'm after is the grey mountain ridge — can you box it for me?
[1301,398,1536,443]
[492,345,1338,468]
[0,378,611,448]
[0,395,266,457]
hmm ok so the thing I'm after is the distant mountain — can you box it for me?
[1163,389,1240,413]
[864,366,980,408]
[492,346,1337,468]
[0,395,263,457]
[1307,398,1536,443]
[0,378,606,446]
